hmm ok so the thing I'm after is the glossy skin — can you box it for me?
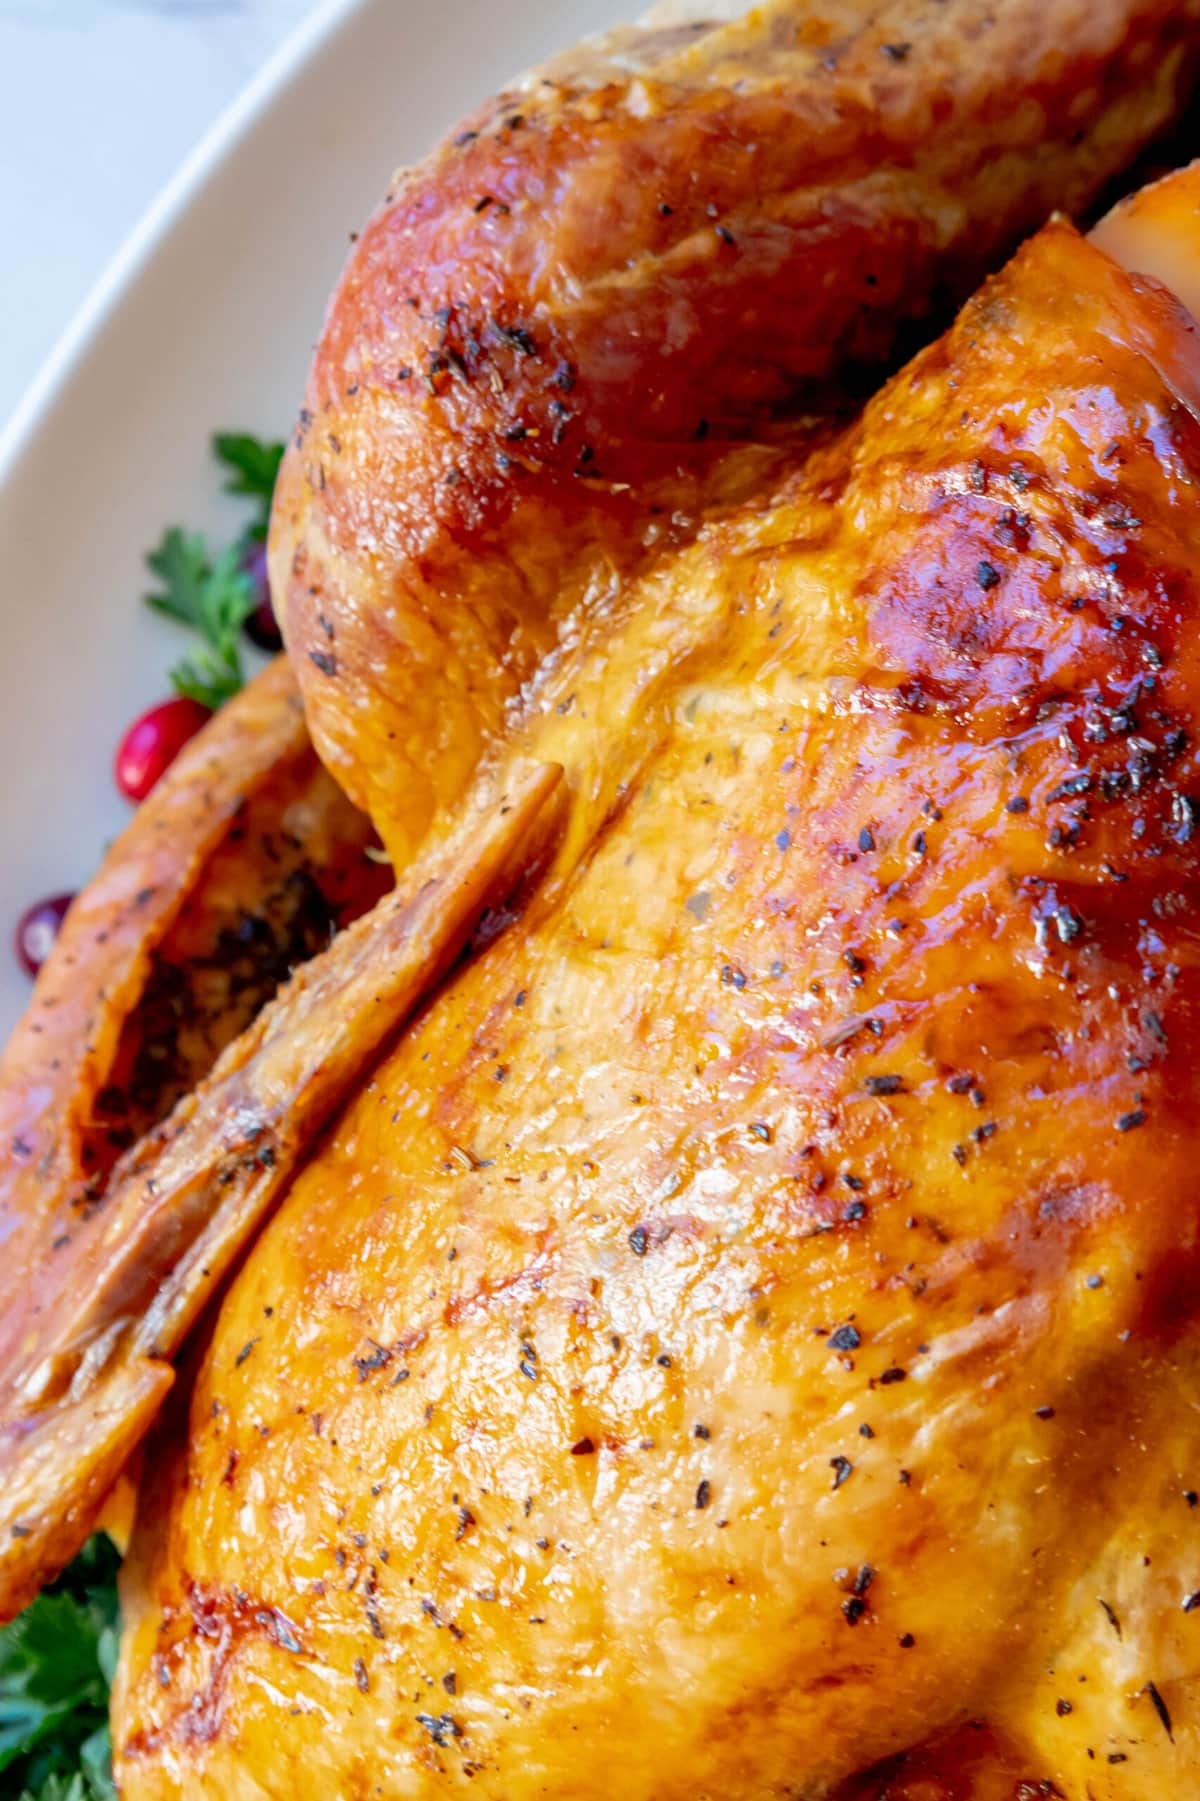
[2,0,1199,1778]
[114,206,1200,1795]
[0,659,388,1616]
[11,0,1195,1637]
[1093,151,1200,321]
[273,0,1200,863]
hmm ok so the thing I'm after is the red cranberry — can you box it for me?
[115,696,211,802]
[242,540,282,652]
[15,892,74,978]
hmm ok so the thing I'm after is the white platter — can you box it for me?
[0,0,625,1037]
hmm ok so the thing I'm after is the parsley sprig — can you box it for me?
[0,1535,119,1801]
[211,431,285,540]
[142,432,284,710]
[144,530,255,709]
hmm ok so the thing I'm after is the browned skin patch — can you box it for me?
[0,659,388,1614]
[273,0,1200,864]
[5,0,1200,1783]
[0,659,386,1308]
[112,215,1200,1796]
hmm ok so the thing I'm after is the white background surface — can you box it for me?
[0,0,617,1035]
[0,0,313,428]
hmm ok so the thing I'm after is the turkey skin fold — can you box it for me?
[3,0,1200,1797]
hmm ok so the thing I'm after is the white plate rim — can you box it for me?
[0,0,625,1042]
[0,0,367,491]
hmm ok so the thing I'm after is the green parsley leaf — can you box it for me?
[142,527,211,630]
[212,431,285,538]
[79,1723,116,1800]
[18,1775,89,1801]
[144,530,255,710]
[141,428,284,713]
[19,1742,114,1801]
[1,1538,118,1798]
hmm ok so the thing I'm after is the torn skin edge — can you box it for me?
[0,760,564,1622]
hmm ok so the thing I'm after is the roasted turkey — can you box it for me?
[5,1,1200,1796]
[275,0,1200,865]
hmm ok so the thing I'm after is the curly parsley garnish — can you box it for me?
[144,529,255,709]
[0,1535,119,1801]
[143,432,284,709]
[212,431,285,540]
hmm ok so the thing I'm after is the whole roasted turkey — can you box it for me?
[5,0,1200,1795]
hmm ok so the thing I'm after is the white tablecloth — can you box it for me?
[0,0,314,429]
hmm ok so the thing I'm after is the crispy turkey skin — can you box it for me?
[4,0,1200,1793]
[274,0,1200,863]
[5,0,1195,1625]
[114,203,1200,1796]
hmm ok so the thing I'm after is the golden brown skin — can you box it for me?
[0,659,388,1615]
[3,0,1200,1777]
[273,0,1200,864]
[0,659,383,1258]
[8,0,1193,1639]
[114,194,1200,1795]
[0,754,555,1623]
[1092,148,1200,320]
